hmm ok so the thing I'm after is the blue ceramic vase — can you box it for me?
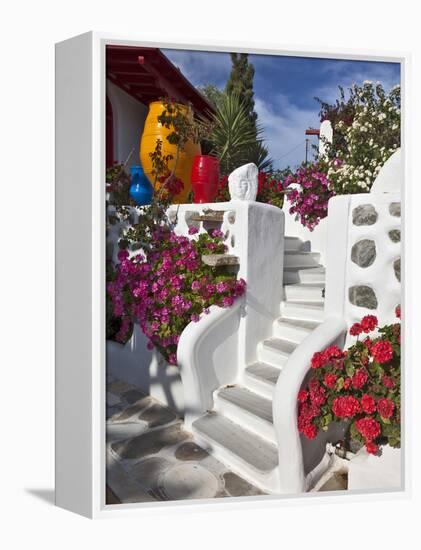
[129,164,153,206]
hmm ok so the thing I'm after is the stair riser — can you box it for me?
[272,320,312,343]
[284,270,325,285]
[284,286,325,302]
[257,342,290,367]
[285,238,307,252]
[298,270,326,283]
[243,373,276,400]
[284,253,320,268]
[280,303,324,322]
[214,395,277,444]
[192,429,280,493]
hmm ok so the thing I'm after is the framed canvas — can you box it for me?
[55,32,408,518]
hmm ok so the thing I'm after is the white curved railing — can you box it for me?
[272,316,347,494]
[177,298,244,430]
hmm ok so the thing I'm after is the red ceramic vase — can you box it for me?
[191,155,220,203]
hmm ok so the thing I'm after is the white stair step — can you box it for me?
[215,386,276,442]
[273,316,320,342]
[285,236,309,251]
[192,413,278,474]
[244,362,281,399]
[283,266,325,284]
[280,300,325,322]
[284,251,320,268]
[284,282,325,302]
[257,337,297,367]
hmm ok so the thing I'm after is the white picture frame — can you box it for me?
[55,31,409,518]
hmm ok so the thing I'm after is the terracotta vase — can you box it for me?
[139,101,201,203]
[191,155,220,203]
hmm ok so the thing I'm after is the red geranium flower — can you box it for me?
[371,340,394,364]
[343,377,352,390]
[350,322,363,336]
[360,315,378,333]
[309,378,327,406]
[355,416,381,442]
[365,441,379,454]
[382,375,395,389]
[311,351,326,369]
[361,394,377,414]
[297,390,309,403]
[352,368,369,389]
[324,345,343,359]
[395,305,401,319]
[323,373,338,389]
[377,397,395,419]
[332,395,361,418]
[303,423,317,440]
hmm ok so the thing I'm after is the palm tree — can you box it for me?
[245,140,273,172]
[207,93,263,175]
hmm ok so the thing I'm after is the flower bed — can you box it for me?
[107,226,246,365]
[298,307,401,454]
[284,162,333,231]
[285,82,400,230]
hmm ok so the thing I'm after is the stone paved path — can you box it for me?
[106,375,265,504]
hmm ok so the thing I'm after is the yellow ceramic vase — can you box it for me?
[140,101,201,203]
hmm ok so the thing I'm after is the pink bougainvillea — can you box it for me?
[107,227,246,364]
[284,163,334,231]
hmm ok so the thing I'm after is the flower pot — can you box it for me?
[191,155,220,203]
[139,101,201,204]
[129,164,153,206]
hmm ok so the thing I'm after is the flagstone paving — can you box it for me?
[106,375,265,504]
[106,375,347,504]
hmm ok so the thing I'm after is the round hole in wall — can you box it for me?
[227,211,236,224]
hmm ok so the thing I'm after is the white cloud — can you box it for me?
[255,94,320,170]
[313,62,400,104]
[162,49,231,89]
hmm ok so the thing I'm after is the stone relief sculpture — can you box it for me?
[228,163,259,201]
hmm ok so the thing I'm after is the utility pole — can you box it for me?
[305,127,320,164]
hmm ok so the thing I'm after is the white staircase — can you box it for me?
[191,236,326,493]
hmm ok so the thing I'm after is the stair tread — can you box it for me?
[287,282,325,288]
[193,413,278,472]
[284,265,325,272]
[284,264,325,275]
[262,337,298,355]
[218,385,273,423]
[283,300,324,309]
[276,317,321,330]
[284,250,319,256]
[245,362,281,386]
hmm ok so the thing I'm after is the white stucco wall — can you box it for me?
[106,79,148,165]
[325,193,401,346]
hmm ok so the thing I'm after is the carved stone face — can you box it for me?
[228,163,258,201]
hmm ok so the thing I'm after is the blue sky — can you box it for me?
[162,49,400,170]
